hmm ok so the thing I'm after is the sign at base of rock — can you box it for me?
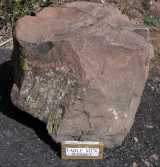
[61,141,104,160]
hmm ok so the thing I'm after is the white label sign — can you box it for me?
[61,141,104,159]
[66,147,100,157]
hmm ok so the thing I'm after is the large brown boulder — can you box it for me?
[11,2,153,148]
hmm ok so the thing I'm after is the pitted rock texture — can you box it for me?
[11,2,153,148]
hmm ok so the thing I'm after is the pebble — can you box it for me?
[150,154,159,161]
[132,162,138,167]
[134,137,138,143]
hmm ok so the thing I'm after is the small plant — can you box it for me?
[0,0,41,25]
[0,0,54,26]
[13,0,38,23]
[144,15,160,27]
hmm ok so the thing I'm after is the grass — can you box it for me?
[144,15,160,27]
[0,0,52,25]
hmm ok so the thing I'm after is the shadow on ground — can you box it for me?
[0,51,160,167]
[0,61,61,155]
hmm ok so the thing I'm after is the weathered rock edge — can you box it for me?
[11,2,154,148]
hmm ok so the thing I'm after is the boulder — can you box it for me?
[11,2,153,148]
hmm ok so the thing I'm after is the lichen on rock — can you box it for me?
[20,50,29,72]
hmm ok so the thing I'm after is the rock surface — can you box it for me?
[11,2,153,148]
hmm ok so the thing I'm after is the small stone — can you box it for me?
[132,162,138,167]
[145,124,154,129]
[150,154,159,161]
[134,137,138,143]
[143,159,151,167]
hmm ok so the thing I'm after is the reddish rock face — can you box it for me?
[11,2,153,148]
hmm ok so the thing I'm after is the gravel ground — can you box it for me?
[0,49,160,167]
[0,23,13,49]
